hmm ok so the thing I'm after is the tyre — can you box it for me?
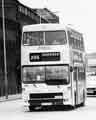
[80,92,85,107]
[73,92,77,109]
[75,92,77,106]
[29,106,35,111]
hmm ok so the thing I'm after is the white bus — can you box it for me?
[21,24,86,111]
[87,71,96,95]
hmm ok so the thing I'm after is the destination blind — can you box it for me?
[29,52,60,62]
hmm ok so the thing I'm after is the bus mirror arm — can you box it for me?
[70,66,73,72]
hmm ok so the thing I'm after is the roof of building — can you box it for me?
[18,1,59,23]
[32,8,59,23]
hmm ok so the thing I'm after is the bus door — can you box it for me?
[73,67,79,105]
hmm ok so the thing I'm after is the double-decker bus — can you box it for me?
[21,24,86,111]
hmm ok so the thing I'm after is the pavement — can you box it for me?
[0,94,22,102]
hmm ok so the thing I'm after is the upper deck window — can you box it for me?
[23,31,44,45]
[67,30,84,51]
[45,31,67,45]
[23,31,67,45]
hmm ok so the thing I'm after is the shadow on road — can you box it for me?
[27,105,75,112]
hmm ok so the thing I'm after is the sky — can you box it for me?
[19,0,96,53]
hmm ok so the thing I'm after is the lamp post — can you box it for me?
[2,0,8,99]
[40,14,41,24]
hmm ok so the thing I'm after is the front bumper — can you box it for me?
[27,92,70,107]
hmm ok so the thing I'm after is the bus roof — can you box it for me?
[23,23,67,32]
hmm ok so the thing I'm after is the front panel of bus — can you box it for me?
[21,29,73,107]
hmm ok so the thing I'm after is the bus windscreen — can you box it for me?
[23,31,67,45]
[22,65,69,85]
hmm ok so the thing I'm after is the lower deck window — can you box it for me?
[22,65,69,85]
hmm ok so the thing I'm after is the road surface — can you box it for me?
[0,97,96,120]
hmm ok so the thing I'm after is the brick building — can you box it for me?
[0,0,59,98]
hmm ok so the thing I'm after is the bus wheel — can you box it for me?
[74,92,77,108]
[29,106,35,111]
[81,92,85,107]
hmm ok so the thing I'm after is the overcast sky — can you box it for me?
[19,0,96,53]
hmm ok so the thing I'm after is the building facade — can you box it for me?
[0,0,59,98]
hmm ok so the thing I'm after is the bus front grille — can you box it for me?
[29,93,63,106]
[29,93,63,99]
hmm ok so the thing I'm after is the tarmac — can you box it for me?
[0,94,22,102]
